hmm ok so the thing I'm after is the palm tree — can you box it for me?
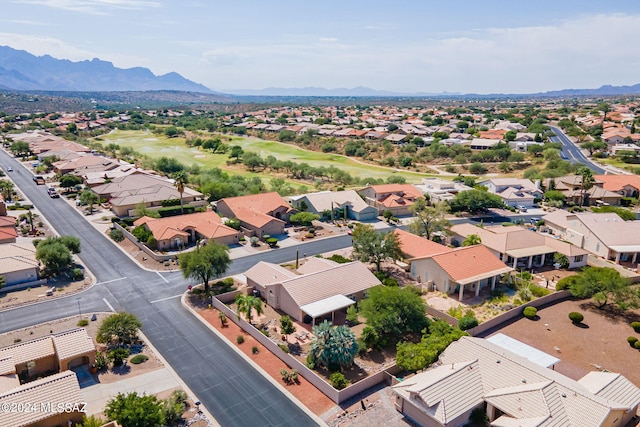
[172,171,188,214]
[235,294,263,324]
[0,179,14,201]
[462,234,481,247]
[578,167,594,207]
[309,320,358,371]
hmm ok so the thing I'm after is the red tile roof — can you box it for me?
[594,174,640,192]
[394,229,451,259]
[430,245,512,284]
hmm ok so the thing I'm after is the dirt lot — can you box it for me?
[0,276,90,311]
[487,298,640,385]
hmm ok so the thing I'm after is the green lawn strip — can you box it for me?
[95,130,441,184]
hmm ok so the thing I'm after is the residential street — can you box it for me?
[548,125,606,174]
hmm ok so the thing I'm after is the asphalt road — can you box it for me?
[548,125,606,174]
[0,150,328,427]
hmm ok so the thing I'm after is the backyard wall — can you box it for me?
[113,222,175,262]
[212,295,397,404]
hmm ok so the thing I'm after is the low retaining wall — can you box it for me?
[426,306,459,327]
[4,278,48,292]
[212,296,397,404]
[113,222,175,262]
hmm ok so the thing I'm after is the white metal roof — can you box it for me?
[487,333,559,368]
[299,294,355,318]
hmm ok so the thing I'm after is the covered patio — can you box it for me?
[504,245,553,270]
[300,294,355,325]
[450,268,513,301]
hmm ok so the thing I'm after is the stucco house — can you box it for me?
[410,245,513,301]
[358,184,424,216]
[392,336,640,427]
[244,258,380,323]
[543,210,640,265]
[133,210,241,250]
[414,178,473,203]
[0,215,18,243]
[287,190,378,221]
[0,243,40,287]
[542,175,623,206]
[215,192,292,238]
[450,223,589,270]
[478,178,543,208]
[594,174,640,198]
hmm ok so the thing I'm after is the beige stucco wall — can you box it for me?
[3,267,39,286]
[411,258,453,293]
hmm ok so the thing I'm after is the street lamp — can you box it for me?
[76,297,82,318]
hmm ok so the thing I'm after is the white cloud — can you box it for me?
[15,0,161,14]
[318,37,338,42]
[0,32,95,60]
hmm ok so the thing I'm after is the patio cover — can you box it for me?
[487,333,559,368]
[300,294,355,319]
[506,245,554,259]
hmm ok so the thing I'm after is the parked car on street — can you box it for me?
[47,187,60,198]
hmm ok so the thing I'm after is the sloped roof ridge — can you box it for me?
[281,260,358,283]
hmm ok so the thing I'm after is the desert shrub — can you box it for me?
[627,336,638,347]
[635,341,640,350]
[530,285,551,298]
[146,236,158,250]
[252,346,259,354]
[109,228,124,242]
[236,335,245,344]
[109,348,130,366]
[95,351,109,370]
[568,312,584,324]
[448,305,463,319]
[346,305,360,325]
[328,254,351,264]
[77,319,89,327]
[555,275,578,291]
[330,372,349,390]
[278,344,290,354]
[265,237,278,247]
[130,354,148,364]
[469,407,489,425]
[631,322,640,333]
[382,277,399,287]
[305,353,315,369]
[523,306,537,319]
[458,316,479,331]
[71,268,84,280]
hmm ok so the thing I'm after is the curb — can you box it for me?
[137,329,221,427]
[180,292,329,427]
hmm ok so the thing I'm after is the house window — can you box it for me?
[574,255,583,263]
[595,242,600,252]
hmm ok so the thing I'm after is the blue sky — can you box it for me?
[3,0,640,94]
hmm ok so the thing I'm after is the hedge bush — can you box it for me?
[130,354,148,364]
[627,336,638,347]
[523,306,537,319]
[330,372,349,390]
[568,312,584,324]
[158,205,195,217]
[77,319,89,327]
[530,286,551,298]
[458,316,479,331]
[631,322,640,333]
[635,341,640,350]
[236,335,245,344]
[555,276,578,291]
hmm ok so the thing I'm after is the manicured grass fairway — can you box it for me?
[95,130,439,184]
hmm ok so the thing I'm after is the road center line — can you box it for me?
[102,298,116,312]
[150,294,182,304]
[156,271,169,283]
[95,277,128,286]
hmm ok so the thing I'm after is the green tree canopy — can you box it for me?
[289,212,320,226]
[396,320,467,371]
[80,189,99,214]
[462,234,481,246]
[352,224,403,272]
[359,286,429,343]
[59,174,83,189]
[104,392,164,427]
[448,189,504,214]
[568,267,637,309]
[96,312,142,347]
[179,241,231,293]
[235,294,263,324]
[408,199,451,241]
[308,320,359,372]
[35,240,72,275]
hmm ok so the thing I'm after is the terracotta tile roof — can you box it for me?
[430,245,512,284]
[0,371,83,427]
[52,328,96,361]
[0,216,16,227]
[134,211,239,241]
[367,184,423,199]
[219,192,292,216]
[394,229,451,259]
[594,174,640,192]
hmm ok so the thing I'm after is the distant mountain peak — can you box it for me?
[0,45,213,93]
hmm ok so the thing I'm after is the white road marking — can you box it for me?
[150,294,182,304]
[96,277,127,286]
[102,298,116,312]
[156,271,169,283]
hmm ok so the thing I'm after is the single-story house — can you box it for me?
[450,223,589,270]
[393,229,451,272]
[358,184,424,216]
[287,190,378,221]
[52,155,119,175]
[0,328,96,383]
[0,243,40,286]
[392,336,640,427]
[543,210,640,265]
[468,138,501,150]
[215,192,293,238]
[542,175,623,206]
[92,173,204,217]
[244,259,380,323]
[594,174,640,198]
[133,210,241,250]
[410,245,513,300]
[0,215,17,243]
[414,178,473,203]
[478,178,543,208]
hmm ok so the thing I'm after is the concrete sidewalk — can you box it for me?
[81,368,180,415]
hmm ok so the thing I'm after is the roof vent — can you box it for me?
[522,379,527,383]
[496,360,501,363]
[561,393,567,398]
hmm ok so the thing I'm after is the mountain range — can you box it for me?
[2,45,640,98]
[0,46,213,93]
